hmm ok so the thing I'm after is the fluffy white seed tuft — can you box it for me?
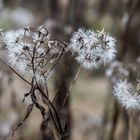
[69,28,116,70]
[113,80,140,110]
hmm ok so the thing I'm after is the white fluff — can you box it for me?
[69,28,116,70]
[113,80,140,110]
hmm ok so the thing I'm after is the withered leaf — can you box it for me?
[12,103,34,137]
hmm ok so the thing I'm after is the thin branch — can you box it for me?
[36,84,63,133]
[62,62,82,107]
[0,57,31,86]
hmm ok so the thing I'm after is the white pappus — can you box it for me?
[113,80,140,110]
[69,28,117,70]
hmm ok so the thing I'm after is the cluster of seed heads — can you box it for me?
[0,26,117,83]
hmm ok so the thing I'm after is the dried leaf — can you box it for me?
[12,103,34,137]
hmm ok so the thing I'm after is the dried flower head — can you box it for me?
[0,26,68,83]
[106,61,129,83]
[69,28,116,70]
[113,80,140,110]
[0,27,117,83]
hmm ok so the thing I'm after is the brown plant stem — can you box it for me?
[62,63,82,107]
[0,57,31,85]
[128,110,134,140]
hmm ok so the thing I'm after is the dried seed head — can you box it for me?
[69,28,116,70]
[0,26,68,84]
[113,80,140,110]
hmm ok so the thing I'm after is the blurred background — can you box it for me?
[0,0,140,140]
